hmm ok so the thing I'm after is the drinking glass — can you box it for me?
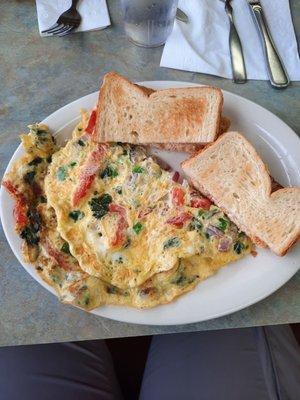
[120,0,179,48]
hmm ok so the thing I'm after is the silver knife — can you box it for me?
[176,8,189,24]
[247,0,290,88]
[221,1,247,83]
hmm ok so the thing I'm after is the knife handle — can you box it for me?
[225,4,247,83]
[249,3,290,88]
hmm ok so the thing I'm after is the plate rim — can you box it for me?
[0,80,299,326]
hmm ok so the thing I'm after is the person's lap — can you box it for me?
[140,325,300,400]
[0,340,123,400]
[0,325,299,400]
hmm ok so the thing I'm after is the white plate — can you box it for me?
[1,81,299,326]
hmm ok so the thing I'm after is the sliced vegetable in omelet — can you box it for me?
[2,114,253,311]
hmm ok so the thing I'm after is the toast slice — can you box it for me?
[95,72,223,144]
[152,116,231,154]
[182,131,300,256]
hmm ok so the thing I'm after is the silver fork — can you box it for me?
[42,0,82,37]
[220,0,247,83]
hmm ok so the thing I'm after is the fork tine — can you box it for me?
[43,24,67,35]
[50,24,74,35]
[57,26,76,37]
[41,22,60,34]
[54,25,71,36]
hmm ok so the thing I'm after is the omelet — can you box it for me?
[45,125,252,289]
[2,117,253,311]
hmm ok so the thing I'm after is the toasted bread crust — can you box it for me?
[151,143,204,154]
[95,72,223,144]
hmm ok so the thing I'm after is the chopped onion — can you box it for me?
[206,224,224,238]
[218,236,232,252]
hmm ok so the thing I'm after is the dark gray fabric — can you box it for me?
[0,326,298,400]
[260,325,300,400]
[139,326,300,400]
[0,340,123,400]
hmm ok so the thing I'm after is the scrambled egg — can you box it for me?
[2,117,253,310]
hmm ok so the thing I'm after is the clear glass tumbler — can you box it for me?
[120,0,179,48]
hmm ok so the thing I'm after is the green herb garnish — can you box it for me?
[218,218,228,232]
[106,285,123,295]
[24,171,36,184]
[78,139,85,146]
[56,166,67,181]
[69,161,77,168]
[133,222,143,234]
[171,274,196,286]
[89,193,112,219]
[189,217,202,232]
[132,165,144,174]
[202,209,219,219]
[234,241,245,254]
[51,275,61,285]
[20,226,39,245]
[83,294,90,305]
[61,242,70,254]
[163,237,181,250]
[69,210,85,222]
[114,186,122,194]
[198,209,205,217]
[100,165,118,179]
[28,157,43,166]
[36,128,48,135]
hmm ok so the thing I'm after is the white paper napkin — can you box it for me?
[161,0,300,80]
[36,0,111,37]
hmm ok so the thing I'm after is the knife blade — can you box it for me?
[247,0,290,88]
[176,8,189,24]
[221,0,247,83]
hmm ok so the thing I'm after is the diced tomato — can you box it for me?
[138,207,153,219]
[109,204,125,214]
[85,110,97,135]
[43,238,74,271]
[13,198,27,229]
[72,175,94,207]
[172,187,185,207]
[190,196,212,210]
[109,203,128,247]
[166,212,192,228]
[2,180,28,229]
[2,180,19,197]
[72,144,107,207]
